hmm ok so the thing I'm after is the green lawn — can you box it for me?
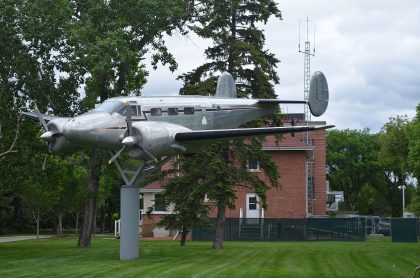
[0,236,419,277]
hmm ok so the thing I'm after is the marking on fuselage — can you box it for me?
[202,116,207,125]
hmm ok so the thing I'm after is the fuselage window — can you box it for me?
[184,107,194,115]
[168,107,178,116]
[151,108,162,116]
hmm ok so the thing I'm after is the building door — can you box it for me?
[246,193,260,219]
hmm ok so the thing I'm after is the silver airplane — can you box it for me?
[22,72,332,163]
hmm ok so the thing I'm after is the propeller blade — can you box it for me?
[108,146,126,164]
[137,143,158,163]
[33,104,49,131]
[42,153,48,170]
[125,102,133,136]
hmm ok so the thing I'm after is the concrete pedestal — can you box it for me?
[120,185,139,260]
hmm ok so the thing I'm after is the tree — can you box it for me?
[0,0,83,233]
[406,103,420,181]
[64,0,193,247]
[326,129,388,215]
[205,141,279,249]
[379,116,411,217]
[97,163,122,233]
[179,0,282,100]
[408,189,420,216]
[154,170,212,246]
[405,103,420,215]
[1,0,194,243]
[176,0,282,250]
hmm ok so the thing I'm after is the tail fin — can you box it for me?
[308,71,329,117]
[215,72,237,98]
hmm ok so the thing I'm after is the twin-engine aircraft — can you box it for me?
[22,72,332,163]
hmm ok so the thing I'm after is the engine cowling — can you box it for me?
[46,118,79,153]
[128,121,191,159]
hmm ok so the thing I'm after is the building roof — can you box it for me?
[140,180,165,193]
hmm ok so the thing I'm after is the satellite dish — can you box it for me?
[308,71,329,117]
[216,72,237,98]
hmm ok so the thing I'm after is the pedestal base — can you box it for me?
[120,185,139,260]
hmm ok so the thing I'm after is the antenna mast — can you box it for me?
[299,17,316,216]
[299,17,315,144]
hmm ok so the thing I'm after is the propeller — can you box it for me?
[33,105,63,142]
[33,104,55,170]
[108,102,158,164]
[34,104,48,132]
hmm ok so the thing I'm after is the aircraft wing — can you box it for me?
[21,111,56,123]
[175,125,334,142]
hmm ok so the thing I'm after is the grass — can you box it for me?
[0,236,419,277]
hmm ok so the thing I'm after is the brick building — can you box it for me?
[140,115,328,237]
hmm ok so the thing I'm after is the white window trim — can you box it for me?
[247,160,260,172]
[203,193,216,203]
[148,211,173,215]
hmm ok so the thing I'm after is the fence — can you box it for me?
[391,218,418,243]
[192,218,366,242]
[418,218,420,240]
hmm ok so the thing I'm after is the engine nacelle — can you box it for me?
[47,118,80,153]
[130,121,191,159]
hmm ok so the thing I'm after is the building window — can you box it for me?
[247,158,260,172]
[154,193,167,212]
[139,193,144,210]
[184,107,194,115]
[151,108,162,116]
[248,196,257,210]
[168,107,178,115]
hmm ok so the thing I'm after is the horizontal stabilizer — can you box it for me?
[257,99,307,105]
[175,125,335,142]
[21,111,56,123]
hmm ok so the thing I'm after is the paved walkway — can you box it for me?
[0,235,51,243]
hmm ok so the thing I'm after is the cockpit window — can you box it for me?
[93,101,124,113]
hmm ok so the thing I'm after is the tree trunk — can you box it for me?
[92,211,97,234]
[75,211,79,234]
[213,196,227,250]
[78,150,100,247]
[106,205,115,232]
[99,207,105,233]
[57,213,63,236]
[35,210,40,240]
[180,226,188,247]
[54,209,63,236]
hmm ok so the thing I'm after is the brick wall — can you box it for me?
[208,149,309,218]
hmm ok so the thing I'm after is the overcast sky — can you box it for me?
[142,0,420,132]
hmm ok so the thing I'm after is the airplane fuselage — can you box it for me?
[63,96,278,148]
